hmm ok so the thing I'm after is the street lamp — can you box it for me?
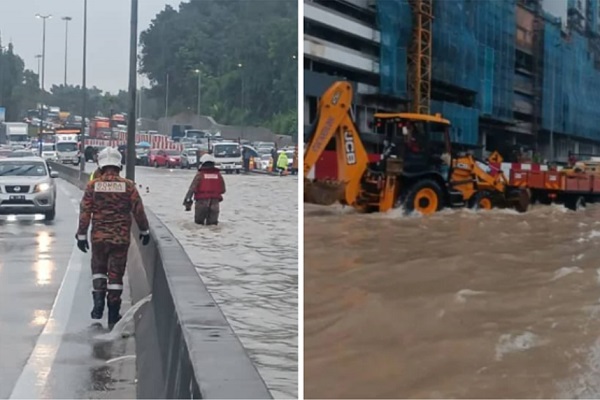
[62,16,72,86]
[36,13,51,155]
[194,69,201,117]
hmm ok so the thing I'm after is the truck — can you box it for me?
[89,117,112,139]
[0,122,30,147]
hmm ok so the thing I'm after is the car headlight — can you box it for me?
[35,183,50,192]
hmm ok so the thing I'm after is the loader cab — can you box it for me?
[372,113,451,176]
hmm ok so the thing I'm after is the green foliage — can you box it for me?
[139,0,297,134]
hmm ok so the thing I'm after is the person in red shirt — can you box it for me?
[183,154,226,225]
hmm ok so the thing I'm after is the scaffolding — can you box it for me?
[542,20,600,141]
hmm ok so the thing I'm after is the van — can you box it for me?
[212,142,242,174]
[56,141,80,166]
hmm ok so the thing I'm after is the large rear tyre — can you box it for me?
[403,179,444,215]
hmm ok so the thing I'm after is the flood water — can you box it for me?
[305,203,600,399]
[131,167,298,399]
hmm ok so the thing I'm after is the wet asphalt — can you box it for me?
[0,179,135,399]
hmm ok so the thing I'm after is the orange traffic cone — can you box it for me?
[249,157,255,170]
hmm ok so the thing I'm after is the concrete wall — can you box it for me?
[48,162,272,399]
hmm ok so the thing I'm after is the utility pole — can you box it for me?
[36,13,51,156]
[126,0,138,181]
[80,0,87,175]
[62,16,72,86]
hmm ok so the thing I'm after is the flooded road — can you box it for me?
[132,167,298,399]
[305,203,600,399]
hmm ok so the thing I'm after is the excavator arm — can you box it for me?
[304,82,371,206]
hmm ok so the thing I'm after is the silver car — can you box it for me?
[0,157,58,220]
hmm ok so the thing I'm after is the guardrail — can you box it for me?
[48,162,272,399]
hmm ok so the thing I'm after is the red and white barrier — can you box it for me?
[83,134,184,152]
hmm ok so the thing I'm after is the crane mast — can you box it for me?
[407,0,433,114]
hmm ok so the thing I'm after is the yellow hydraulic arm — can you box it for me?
[304,81,371,206]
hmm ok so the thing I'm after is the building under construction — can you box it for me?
[304,0,600,162]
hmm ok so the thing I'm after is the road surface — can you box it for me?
[0,179,135,399]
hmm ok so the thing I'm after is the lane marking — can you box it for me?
[9,245,85,399]
[9,179,86,399]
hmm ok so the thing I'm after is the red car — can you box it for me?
[148,149,182,168]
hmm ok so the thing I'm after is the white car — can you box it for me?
[40,144,58,161]
[0,157,58,220]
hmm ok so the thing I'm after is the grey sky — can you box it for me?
[0,0,183,93]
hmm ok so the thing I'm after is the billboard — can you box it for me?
[0,107,5,122]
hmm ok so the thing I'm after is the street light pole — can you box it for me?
[35,54,42,82]
[194,69,201,117]
[165,72,169,118]
[62,16,72,86]
[80,0,87,175]
[126,0,138,181]
[36,13,51,156]
[238,63,244,139]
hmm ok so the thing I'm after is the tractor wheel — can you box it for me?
[469,191,494,211]
[403,179,444,215]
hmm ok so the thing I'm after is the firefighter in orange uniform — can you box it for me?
[183,154,226,225]
[76,147,151,329]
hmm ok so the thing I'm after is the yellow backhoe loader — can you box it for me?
[304,81,530,215]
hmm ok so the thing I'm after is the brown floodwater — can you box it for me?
[305,203,600,399]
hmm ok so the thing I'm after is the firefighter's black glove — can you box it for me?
[139,233,150,246]
[76,235,89,253]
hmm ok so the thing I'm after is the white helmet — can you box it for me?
[199,153,215,165]
[97,147,122,169]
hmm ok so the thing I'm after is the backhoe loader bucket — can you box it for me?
[505,187,530,213]
[304,178,347,206]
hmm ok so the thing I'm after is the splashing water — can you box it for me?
[95,294,152,342]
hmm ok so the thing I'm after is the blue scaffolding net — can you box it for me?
[542,21,600,141]
[377,0,516,144]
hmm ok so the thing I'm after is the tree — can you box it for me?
[138,0,297,133]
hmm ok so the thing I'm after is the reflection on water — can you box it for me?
[136,169,298,399]
[305,203,600,399]
[31,309,49,327]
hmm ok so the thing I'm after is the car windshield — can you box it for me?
[43,145,55,151]
[166,150,179,156]
[0,161,47,176]
[185,150,197,156]
[261,154,271,160]
[214,145,241,157]
[57,142,78,152]
[136,147,148,154]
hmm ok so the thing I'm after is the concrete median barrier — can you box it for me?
[48,162,272,399]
